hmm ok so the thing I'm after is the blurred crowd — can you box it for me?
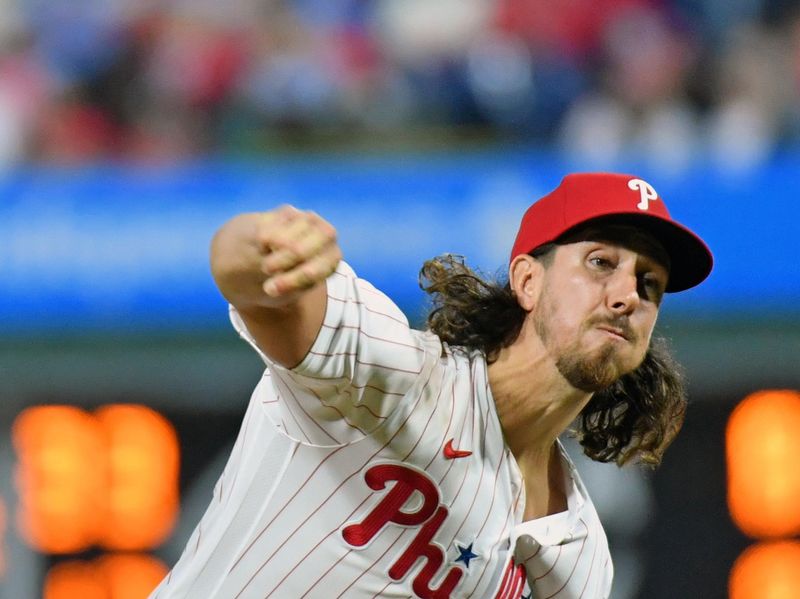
[0,0,798,170]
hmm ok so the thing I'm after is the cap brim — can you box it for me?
[556,213,713,293]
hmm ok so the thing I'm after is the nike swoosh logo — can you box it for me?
[443,438,472,460]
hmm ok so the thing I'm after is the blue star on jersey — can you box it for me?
[454,543,479,568]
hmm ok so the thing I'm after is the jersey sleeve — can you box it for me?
[229,260,433,446]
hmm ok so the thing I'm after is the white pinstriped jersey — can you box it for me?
[151,262,613,599]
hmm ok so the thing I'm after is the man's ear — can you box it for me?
[509,254,544,312]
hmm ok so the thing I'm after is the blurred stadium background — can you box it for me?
[0,0,799,598]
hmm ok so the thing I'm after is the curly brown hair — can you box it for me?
[419,253,686,467]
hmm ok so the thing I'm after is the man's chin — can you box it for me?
[556,358,624,393]
[568,370,619,393]
[556,348,622,392]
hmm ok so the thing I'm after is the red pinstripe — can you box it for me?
[229,363,439,597]
[335,375,468,597]
[534,543,564,582]
[156,267,614,599]
[326,294,409,327]
[266,494,375,598]
[472,452,510,539]
[265,368,448,597]
[541,519,588,598]
[424,378,475,510]
[321,322,425,352]
[429,377,464,475]
[398,370,451,461]
[332,272,410,302]
[349,381,405,397]
[453,401,512,587]
[273,374,338,444]
[335,528,407,598]
[284,369,407,398]
[466,475,524,596]
[279,368,472,598]
[520,544,542,564]
[224,402,257,503]
[448,384,494,543]
[370,581,393,599]
[576,518,601,599]
[300,531,376,597]
[305,348,424,377]
[307,386,372,436]
[354,358,423,375]
[227,442,349,575]
[285,373,395,420]
[353,278,390,297]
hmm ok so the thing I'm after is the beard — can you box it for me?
[552,344,620,392]
[533,293,639,392]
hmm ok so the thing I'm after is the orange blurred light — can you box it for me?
[730,540,800,599]
[100,554,169,599]
[96,405,180,551]
[12,406,106,554]
[726,390,800,538]
[12,404,180,554]
[44,555,168,599]
[43,560,108,599]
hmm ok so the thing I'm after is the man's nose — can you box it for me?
[607,271,640,314]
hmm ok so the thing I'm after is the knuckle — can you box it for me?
[305,210,336,237]
[284,240,307,258]
[302,272,316,288]
[264,248,297,271]
[292,269,313,290]
[278,249,300,268]
[277,203,298,215]
[306,261,324,280]
[320,221,337,240]
[312,233,331,253]
[257,226,277,244]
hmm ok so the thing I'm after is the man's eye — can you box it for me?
[644,276,663,291]
[589,256,613,269]
[641,276,664,300]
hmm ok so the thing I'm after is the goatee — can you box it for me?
[554,345,620,392]
[533,293,630,392]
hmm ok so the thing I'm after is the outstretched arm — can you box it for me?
[210,205,342,368]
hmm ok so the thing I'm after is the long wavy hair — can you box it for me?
[419,253,686,467]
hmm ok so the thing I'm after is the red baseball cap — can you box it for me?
[510,173,713,292]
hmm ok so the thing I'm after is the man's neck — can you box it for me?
[487,328,593,466]
[487,330,593,520]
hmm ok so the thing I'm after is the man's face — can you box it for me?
[532,226,669,392]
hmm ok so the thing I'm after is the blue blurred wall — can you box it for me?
[1,149,797,333]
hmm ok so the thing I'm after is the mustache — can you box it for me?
[589,316,637,343]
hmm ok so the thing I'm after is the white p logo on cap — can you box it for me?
[627,178,658,211]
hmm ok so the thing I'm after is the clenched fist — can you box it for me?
[210,205,342,309]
